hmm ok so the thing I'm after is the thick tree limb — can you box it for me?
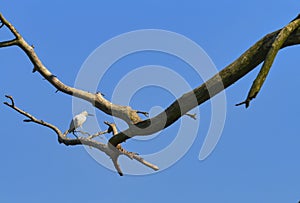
[3,95,159,176]
[109,14,300,146]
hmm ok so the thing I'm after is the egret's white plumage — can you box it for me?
[68,111,90,135]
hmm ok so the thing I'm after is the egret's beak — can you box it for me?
[88,113,94,116]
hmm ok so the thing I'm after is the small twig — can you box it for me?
[185,113,197,120]
[235,100,249,107]
[136,110,149,117]
[32,66,38,73]
[4,95,63,140]
[4,95,14,106]
[237,16,300,108]
[120,148,159,171]
[0,39,18,48]
[96,91,105,97]
[104,121,118,135]
[88,130,108,139]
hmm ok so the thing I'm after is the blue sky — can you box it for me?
[1,1,300,202]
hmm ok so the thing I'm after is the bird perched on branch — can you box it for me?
[68,111,93,137]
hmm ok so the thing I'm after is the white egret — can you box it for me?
[68,111,93,137]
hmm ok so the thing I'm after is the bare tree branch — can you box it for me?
[0,13,143,125]
[4,95,62,140]
[87,128,108,139]
[2,13,300,168]
[3,95,159,175]
[0,39,18,47]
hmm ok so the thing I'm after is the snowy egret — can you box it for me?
[68,111,93,137]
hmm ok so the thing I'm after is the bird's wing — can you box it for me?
[68,119,76,133]
[68,114,87,133]
[73,115,81,128]
[69,114,82,132]
[77,115,87,127]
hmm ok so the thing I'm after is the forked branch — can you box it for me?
[3,95,158,176]
[236,14,300,107]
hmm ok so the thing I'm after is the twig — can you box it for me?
[4,95,14,106]
[4,95,63,142]
[0,39,18,48]
[185,113,197,120]
[88,130,108,139]
[136,110,149,117]
[120,148,159,171]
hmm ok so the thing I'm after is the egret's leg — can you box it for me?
[72,131,78,139]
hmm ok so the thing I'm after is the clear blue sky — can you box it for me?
[1,1,300,202]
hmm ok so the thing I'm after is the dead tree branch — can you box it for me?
[3,95,158,175]
[0,13,143,125]
[1,13,300,167]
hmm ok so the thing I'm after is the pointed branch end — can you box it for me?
[185,113,197,120]
[4,95,14,106]
[104,121,112,126]
[236,90,258,108]
[111,156,123,176]
[236,96,256,108]
[136,110,149,117]
[96,91,105,97]
[235,99,251,108]
[32,66,37,73]
[104,121,120,136]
